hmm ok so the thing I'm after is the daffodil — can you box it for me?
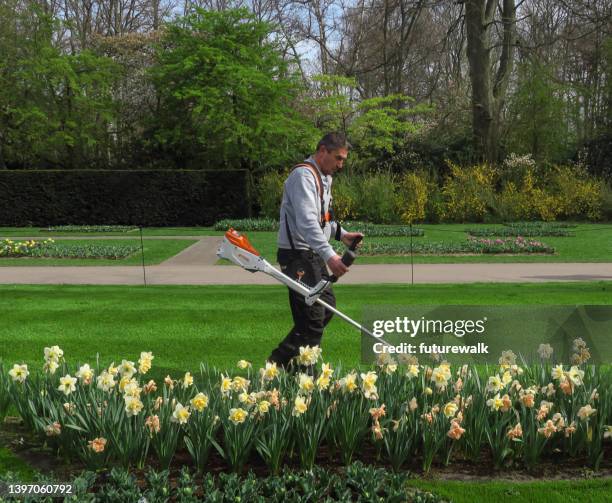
[172,402,191,424]
[486,393,504,412]
[229,407,248,425]
[191,392,209,412]
[220,375,232,395]
[44,345,64,363]
[257,400,270,414]
[124,396,144,417]
[293,396,308,416]
[552,365,565,381]
[76,364,94,385]
[577,404,596,421]
[297,345,322,366]
[8,364,29,383]
[260,362,279,381]
[58,374,77,395]
[96,371,116,392]
[567,366,584,386]
[118,360,136,379]
[298,373,314,393]
[485,375,503,394]
[443,402,458,418]
[183,372,194,388]
[138,352,154,374]
[406,365,419,379]
[237,360,251,370]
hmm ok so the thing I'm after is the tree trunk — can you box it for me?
[465,0,516,163]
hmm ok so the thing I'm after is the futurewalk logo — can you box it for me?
[361,305,612,365]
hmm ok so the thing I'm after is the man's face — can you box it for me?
[319,147,348,176]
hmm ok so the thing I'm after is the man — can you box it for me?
[268,132,363,368]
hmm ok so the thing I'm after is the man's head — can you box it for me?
[313,132,351,176]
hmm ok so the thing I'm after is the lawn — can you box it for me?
[1,282,610,377]
[0,239,196,266]
[406,479,612,503]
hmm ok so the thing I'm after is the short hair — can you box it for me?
[317,132,351,152]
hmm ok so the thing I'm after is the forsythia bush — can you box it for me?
[550,165,603,220]
[396,172,428,223]
[442,163,496,222]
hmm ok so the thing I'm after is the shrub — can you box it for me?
[355,172,398,223]
[441,163,496,222]
[331,175,359,221]
[549,165,603,220]
[256,169,287,219]
[396,171,428,223]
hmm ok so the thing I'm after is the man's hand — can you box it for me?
[341,232,364,248]
[327,254,349,278]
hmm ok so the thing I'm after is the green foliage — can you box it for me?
[0,170,249,226]
[354,172,398,223]
[149,8,317,171]
[0,2,119,169]
[255,169,287,219]
[505,61,571,163]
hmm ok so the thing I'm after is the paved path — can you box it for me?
[2,262,612,285]
[2,236,612,284]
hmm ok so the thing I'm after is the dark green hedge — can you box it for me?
[0,170,249,226]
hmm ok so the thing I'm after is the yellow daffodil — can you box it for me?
[191,392,209,412]
[229,407,248,425]
[124,396,144,417]
[293,396,308,416]
[138,352,154,374]
[298,373,314,393]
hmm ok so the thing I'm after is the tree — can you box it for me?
[465,0,518,163]
[149,7,318,171]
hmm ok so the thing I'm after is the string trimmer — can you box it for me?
[217,228,390,346]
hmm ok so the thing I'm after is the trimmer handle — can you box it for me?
[329,236,362,283]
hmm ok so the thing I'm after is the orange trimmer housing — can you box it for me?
[224,228,260,256]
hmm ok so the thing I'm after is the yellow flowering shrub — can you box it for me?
[549,165,603,220]
[442,163,496,222]
[257,169,289,219]
[497,170,561,221]
[395,171,428,223]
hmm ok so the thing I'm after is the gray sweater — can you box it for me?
[277,156,346,262]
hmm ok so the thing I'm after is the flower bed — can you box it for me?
[214,218,425,237]
[334,237,555,255]
[41,225,138,233]
[465,221,577,237]
[1,341,609,476]
[0,239,139,259]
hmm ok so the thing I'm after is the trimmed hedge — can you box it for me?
[0,170,249,226]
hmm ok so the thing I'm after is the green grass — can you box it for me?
[227,224,612,264]
[406,478,612,503]
[0,447,37,481]
[0,227,220,237]
[0,283,610,377]
[0,239,196,266]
